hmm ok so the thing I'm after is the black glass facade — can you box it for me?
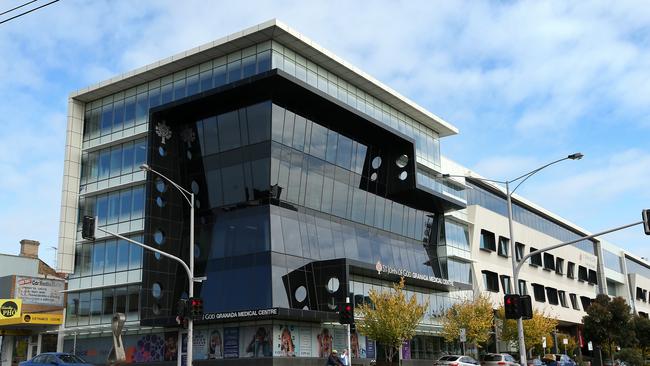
[139,71,466,328]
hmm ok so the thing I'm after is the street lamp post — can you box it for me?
[140,163,195,366]
[443,153,583,366]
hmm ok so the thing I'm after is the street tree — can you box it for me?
[583,295,634,362]
[355,277,428,363]
[632,315,650,360]
[442,294,494,350]
[497,305,558,356]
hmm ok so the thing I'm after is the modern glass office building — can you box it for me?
[56,20,474,365]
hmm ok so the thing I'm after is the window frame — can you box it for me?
[558,290,568,307]
[497,236,509,257]
[529,247,542,266]
[480,229,497,252]
[569,293,580,310]
[567,262,575,279]
[555,257,564,275]
[532,283,546,302]
[482,270,499,292]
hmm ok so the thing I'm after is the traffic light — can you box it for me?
[520,295,533,320]
[504,294,521,319]
[176,299,189,317]
[190,297,203,318]
[338,302,354,324]
[643,209,650,235]
[82,216,97,241]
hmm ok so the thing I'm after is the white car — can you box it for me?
[435,355,480,366]
[481,353,520,366]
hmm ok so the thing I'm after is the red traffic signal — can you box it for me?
[189,297,203,318]
[504,294,521,319]
[338,302,354,324]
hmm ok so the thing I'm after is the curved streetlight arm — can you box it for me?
[440,173,506,185]
[510,156,571,195]
[140,164,193,206]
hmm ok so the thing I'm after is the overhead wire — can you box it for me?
[0,0,60,26]
[0,0,38,16]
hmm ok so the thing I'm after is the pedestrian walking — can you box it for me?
[326,350,343,366]
[340,349,349,366]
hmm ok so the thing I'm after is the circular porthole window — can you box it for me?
[399,171,408,181]
[194,244,201,258]
[191,181,200,195]
[195,199,201,209]
[158,146,167,157]
[156,196,166,208]
[154,229,165,245]
[326,277,340,294]
[155,178,167,193]
[295,286,307,303]
[152,283,162,299]
[154,252,161,260]
[152,303,161,315]
[396,154,409,168]
[370,172,378,181]
[371,156,382,169]
[186,150,192,160]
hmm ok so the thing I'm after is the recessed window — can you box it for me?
[558,291,568,307]
[155,196,166,208]
[546,287,559,305]
[498,236,509,257]
[543,253,556,271]
[480,230,496,251]
[155,178,167,193]
[371,156,382,169]
[588,269,598,285]
[518,280,528,296]
[191,180,200,194]
[500,275,512,294]
[580,296,593,311]
[567,262,575,279]
[569,293,579,310]
[530,247,542,266]
[395,154,408,168]
[158,146,167,157]
[153,229,165,245]
[637,287,647,302]
[186,150,192,160]
[578,266,588,281]
[515,242,525,262]
[555,258,564,275]
[532,283,546,302]
[482,270,499,292]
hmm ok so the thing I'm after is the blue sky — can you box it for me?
[1,0,649,267]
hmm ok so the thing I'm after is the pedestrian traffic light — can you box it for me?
[338,303,354,324]
[190,297,203,318]
[642,209,650,235]
[504,294,521,319]
[176,299,189,317]
[82,216,97,241]
[520,295,533,320]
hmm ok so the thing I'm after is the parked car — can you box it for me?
[527,358,545,366]
[435,355,481,366]
[19,353,94,366]
[482,353,520,366]
[543,354,577,366]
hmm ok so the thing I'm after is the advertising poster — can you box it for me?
[163,331,179,361]
[366,338,376,359]
[14,277,65,306]
[274,323,297,357]
[193,329,208,360]
[240,326,272,358]
[332,327,347,353]
[401,340,411,360]
[206,327,224,359]
[223,327,239,359]
[313,327,333,357]
[351,331,367,358]
[298,327,313,357]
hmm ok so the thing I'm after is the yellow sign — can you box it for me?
[0,299,21,320]
[21,313,63,325]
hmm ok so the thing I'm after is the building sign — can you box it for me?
[202,308,278,321]
[15,276,65,306]
[21,313,63,325]
[578,253,597,270]
[375,261,454,286]
[0,299,21,319]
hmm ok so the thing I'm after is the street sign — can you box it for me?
[563,338,568,345]
[542,337,547,348]
[588,341,593,351]
[460,328,466,342]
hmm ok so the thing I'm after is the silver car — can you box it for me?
[435,355,480,366]
[482,353,519,366]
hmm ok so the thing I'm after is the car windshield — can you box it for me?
[441,356,461,361]
[57,355,87,364]
[484,355,503,361]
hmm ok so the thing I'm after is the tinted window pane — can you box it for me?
[131,186,144,219]
[241,55,256,78]
[257,50,271,72]
[247,102,271,144]
[336,134,353,170]
[121,142,134,174]
[227,60,241,82]
[218,111,241,151]
[292,115,306,151]
[135,93,148,125]
[222,164,245,205]
[282,110,295,146]
[213,65,226,87]
[325,130,338,164]
[202,117,218,155]
[309,123,327,160]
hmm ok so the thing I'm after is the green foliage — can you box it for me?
[633,315,650,359]
[356,277,428,362]
[616,348,644,366]
[442,294,494,347]
[582,295,634,363]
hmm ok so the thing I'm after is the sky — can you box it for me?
[1,0,649,268]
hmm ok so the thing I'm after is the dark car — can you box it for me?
[19,353,94,366]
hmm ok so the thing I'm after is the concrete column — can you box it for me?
[594,241,607,295]
[1,336,14,366]
[57,312,66,352]
[36,333,43,355]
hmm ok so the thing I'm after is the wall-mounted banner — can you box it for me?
[0,299,21,320]
[223,327,239,359]
[15,276,65,306]
[202,308,278,321]
[241,326,272,358]
[375,261,454,287]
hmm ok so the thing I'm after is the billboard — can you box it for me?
[15,276,65,306]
